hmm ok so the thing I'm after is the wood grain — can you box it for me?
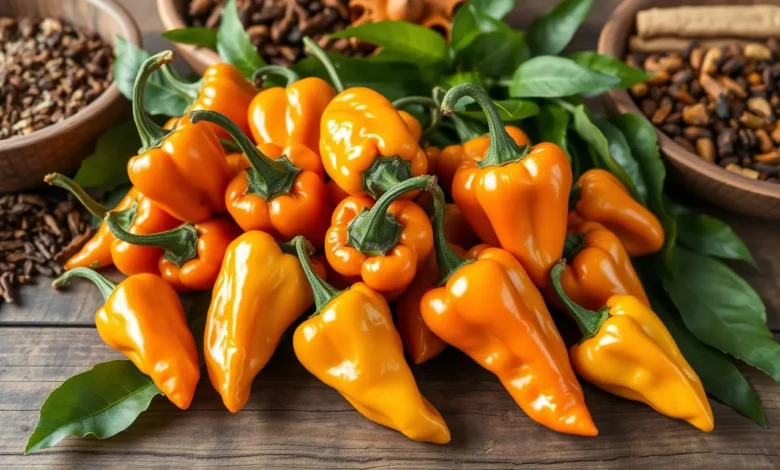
[1,328,778,468]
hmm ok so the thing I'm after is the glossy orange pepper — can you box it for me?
[44,174,180,273]
[325,176,434,298]
[54,268,199,409]
[162,62,257,141]
[205,232,321,412]
[127,51,232,223]
[419,213,597,436]
[546,219,649,312]
[292,237,450,444]
[191,110,331,248]
[445,84,572,287]
[248,65,336,152]
[571,169,664,257]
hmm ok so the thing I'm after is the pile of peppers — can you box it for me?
[48,40,715,443]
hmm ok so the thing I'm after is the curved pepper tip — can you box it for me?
[689,412,715,432]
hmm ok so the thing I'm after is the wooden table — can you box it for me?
[1,1,779,468]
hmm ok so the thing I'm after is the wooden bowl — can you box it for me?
[157,0,219,75]
[599,0,780,219]
[0,0,141,193]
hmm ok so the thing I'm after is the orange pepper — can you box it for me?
[247,65,336,153]
[570,169,664,257]
[326,180,351,209]
[444,84,572,286]
[54,268,199,410]
[191,110,331,248]
[44,174,180,273]
[127,51,232,223]
[292,237,450,444]
[442,203,479,250]
[419,202,597,436]
[325,176,434,298]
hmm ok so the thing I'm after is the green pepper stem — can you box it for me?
[430,184,471,284]
[362,156,413,199]
[252,65,300,87]
[159,64,202,101]
[53,267,116,301]
[104,212,199,268]
[133,51,175,152]
[44,173,107,219]
[549,260,609,339]
[563,233,586,260]
[293,236,340,314]
[392,96,443,143]
[302,36,344,93]
[348,175,433,256]
[440,84,529,168]
[189,110,300,200]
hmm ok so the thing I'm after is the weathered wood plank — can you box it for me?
[1,328,778,468]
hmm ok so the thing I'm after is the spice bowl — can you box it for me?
[0,0,141,193]
[599,0,780,219]
[157,0,218,75]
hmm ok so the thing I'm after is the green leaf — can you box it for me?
[595,118,647,204]
[25,360,162,454]
[73,120,141,190]
[569,51,651,89]
[113,36,193,116]
[662,247,780,383]
[509,56,620,98]
[331,21,449,67]
[611,113,677,274]
[472,0,516,19]
[534,103,580,176]
[442,72,485,89]
[461,99,539,122]
[162,27,218,51]
[217,0,265,78]
[669,204,757,268]
[459,30,529,77]
[450,2,509,52]
[527,0,594,56]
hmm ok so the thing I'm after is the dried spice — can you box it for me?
[0,17,114,140]
[628,40,780,184]
[186,0,375,66]
[0,192,92,305]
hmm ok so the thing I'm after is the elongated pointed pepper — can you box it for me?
[419,216,597,436]
[45,174,180,272]
[549,261,714,431]
[292,236,450,444]
[205,232,322,413]
[248,64,336,152]
[325,176,434,299]
[161,62,257,140]
[444,84,572,286]
[105,212,240,292]
[570,169,664,257]
[53,268,199,409]
[127,51,232,223]
[190,110,331,248]
[546,219,649,312]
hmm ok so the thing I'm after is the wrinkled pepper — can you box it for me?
[105,212,240,292]
[205,232,322,413]
[546,219,649,312]
[292,236,450,444]
[45,174,180,273]
[191,110,331,247]
[325,176,434,298]
[162,62,257,141]
[127,51,232,223]
[419,210,597,436]
[444,84,572,287]
[247,65,336,153]
[550,261,714,431]
[53,268,199,409]
[570,169,664,257]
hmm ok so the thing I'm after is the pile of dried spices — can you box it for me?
[0,192,93,305]
[0,16,114,140]
[627,40,780,184]
[186,0,375,66]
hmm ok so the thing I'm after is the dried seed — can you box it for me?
[741,167,761,179]
[747,97,773,117]
[699,74,727,99]
[684,126,712,140]
[701,47,723,74]
[725,163,744,174]
[661,123,682,136]
[755,151,780,164]
[745,44,773,60]
[641,99,657,118]
[718,75,748,99]
[756,129,774,153]
[630,82,648,98]
[696,138,716,162]
[740,111,765,129]
[671,69,693,84]
[646,71,670,85]
[717,129,737,155]
[682,103,710,125]
[652,98,673,124]
[690,47,704,70]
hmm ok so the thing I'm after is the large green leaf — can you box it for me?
[570,51,651,89]
[595,118,647,204]
[331,21,449,67]
[662,247,780,383]
[509,56,620,98]
[527,0,594,56]
[472,0,516,19]
[73,120,140,190]
[217,0,265,78]
[461,99,539,122]
[450,2,509,51]
[162,27,218,51]
[458,30,529,77]
[25,361,162,454]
